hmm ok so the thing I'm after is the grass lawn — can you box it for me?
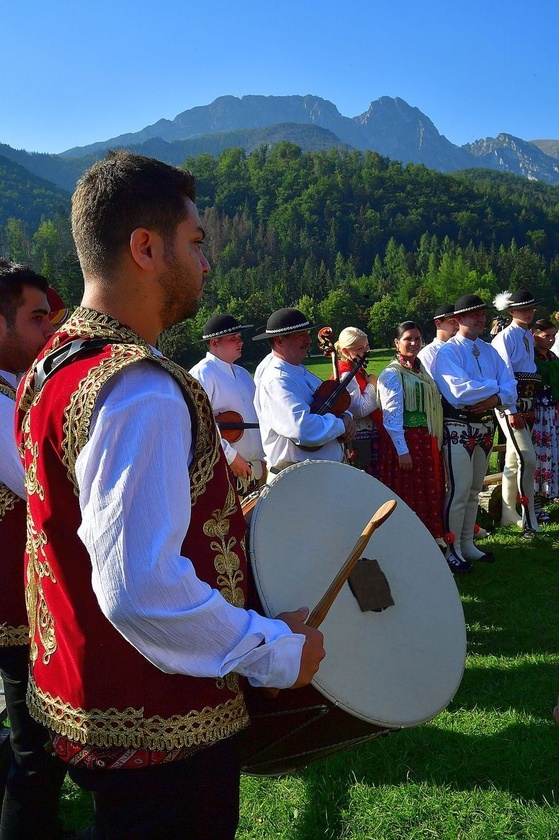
[59,510,559,838]
[304,348,393,382]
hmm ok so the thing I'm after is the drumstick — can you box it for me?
[306,499,397,629]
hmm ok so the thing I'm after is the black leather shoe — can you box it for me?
[446,554,472,574]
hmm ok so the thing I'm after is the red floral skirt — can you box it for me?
[379,425,444,540]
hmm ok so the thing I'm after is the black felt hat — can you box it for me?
[453,294,487,315]
[505,289,544,310]
[199,314,253,341]
[432,304,455,321]
[252,308,324,341]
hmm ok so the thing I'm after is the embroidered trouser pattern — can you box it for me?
[495,410,537,530]
[443,419,494,561]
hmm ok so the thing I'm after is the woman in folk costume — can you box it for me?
[334,327,382,476]
[377,321,445,540]
[531,318,559,515]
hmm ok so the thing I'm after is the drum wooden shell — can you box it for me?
[240,461,466,776]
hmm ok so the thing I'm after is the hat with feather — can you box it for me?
[493,289,543,311]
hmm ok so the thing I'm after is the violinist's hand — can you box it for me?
[276,607,325,689]
[229,454,252,479]
[366,373,378,388]
[339,414,357,442]
[398,453,413,471]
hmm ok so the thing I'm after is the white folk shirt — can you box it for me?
[189,352,265,475]
[417,337,445,379]
[377,367,412,456]
[432,334,517,414]
[491,321,537,374]
[342,373,377,418]
[254,355,345,469]
[0,370,25,499]
[75,360,303,689]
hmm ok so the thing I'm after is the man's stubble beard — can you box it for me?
[157,251,200,330]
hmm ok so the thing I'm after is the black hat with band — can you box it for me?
[252,308,324,341]
[453,294,487,315]
[432,304,455,321]
[199,314,253,341]
[504,289,544,310]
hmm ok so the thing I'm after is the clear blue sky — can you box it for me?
[2,0,557,154]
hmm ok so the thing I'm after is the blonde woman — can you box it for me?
[335,327,381,475]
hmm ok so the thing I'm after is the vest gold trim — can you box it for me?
[0,485,19,519]
[0,623,30,646]
[27,675,249,751]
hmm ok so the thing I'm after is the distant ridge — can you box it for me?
[1,94,559,191]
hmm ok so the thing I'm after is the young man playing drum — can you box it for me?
[16,152,324,840]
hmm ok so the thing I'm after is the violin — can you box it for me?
[300,327,368,452]
[309,328,369,417]
[215,410,259,444]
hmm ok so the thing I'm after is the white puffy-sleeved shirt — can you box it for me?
[0,370,26,499]
[254,355,345,469]
[417,338,445,379]
[432,334,518,415]
[189,352,265,474]
[377,367,410,456]
[341,372,377,419]
[75,360,304,689]
[491,321,537,374]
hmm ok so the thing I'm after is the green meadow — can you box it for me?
[59,517,559,839]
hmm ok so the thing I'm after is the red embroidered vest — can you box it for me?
[0,377,29,647]
[16,309,249,754]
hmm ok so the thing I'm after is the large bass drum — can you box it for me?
[239,460,466,776]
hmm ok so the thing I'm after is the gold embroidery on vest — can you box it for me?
[26,524,57,665]
[204,483,246,610]
[0,485,19,519]
[27,674,249,751]
[0,623,29,647]
[0,377,16,401]
[62,344,148,492]
[20,309,248,736]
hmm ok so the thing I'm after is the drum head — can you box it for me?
[249,461,466,729]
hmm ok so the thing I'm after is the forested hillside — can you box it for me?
[0,155,70,230]
[2,144,558,368]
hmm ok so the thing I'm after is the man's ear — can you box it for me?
[129,228,165,271]
[0,314,7,342]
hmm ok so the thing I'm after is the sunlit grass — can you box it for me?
[61,513,559,837]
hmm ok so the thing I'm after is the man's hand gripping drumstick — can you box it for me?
[277,499,397,690]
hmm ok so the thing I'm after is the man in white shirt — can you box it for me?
[0,260,67,840]
[16,152,324,839]
[253,308,356,471]
[190,314,265,495]
[433,295,517,573]
[492,289,543,533]
[417,304,458,377]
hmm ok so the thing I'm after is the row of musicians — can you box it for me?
[190,291,558,575]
